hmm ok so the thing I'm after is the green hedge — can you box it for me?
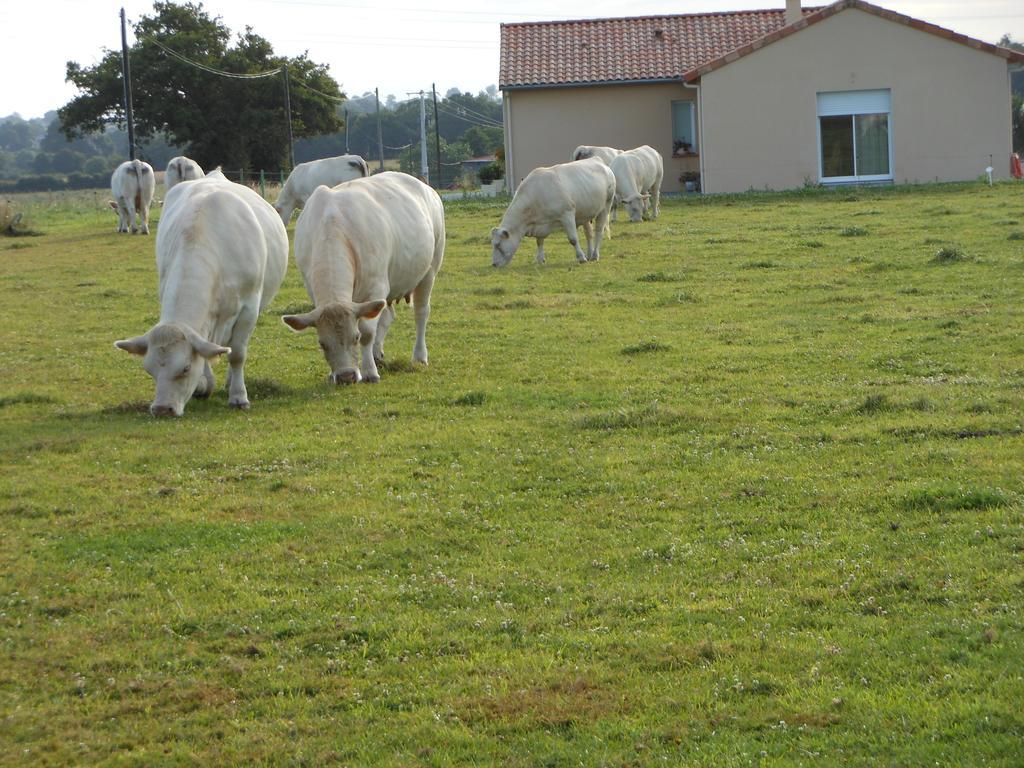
[0,173,110,193]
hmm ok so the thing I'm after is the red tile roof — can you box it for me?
[499,7,817,89]
[499,1,1024,90]
[687,0,1024,82]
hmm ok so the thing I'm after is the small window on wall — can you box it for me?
[671,100,696,156]
[817,89,892,183]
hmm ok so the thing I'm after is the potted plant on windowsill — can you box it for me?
[673,139,695,157]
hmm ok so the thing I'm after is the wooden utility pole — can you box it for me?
[432,84,441,189]
[119,8,136,160]
[375,88,385,173]
[344,107,349,153]
[282,65,295,170]
[418,91,429,184]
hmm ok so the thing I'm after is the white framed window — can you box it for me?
[817,89,892,183]
[671,100,697,156]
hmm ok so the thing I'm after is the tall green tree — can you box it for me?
[59,2,343,171]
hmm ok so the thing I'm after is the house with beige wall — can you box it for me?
[499,0,1024,194]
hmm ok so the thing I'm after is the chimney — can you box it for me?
[785,0,802,25]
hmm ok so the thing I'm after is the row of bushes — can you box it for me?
[0,172,111,193]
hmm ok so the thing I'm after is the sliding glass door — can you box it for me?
[817,90,892,183]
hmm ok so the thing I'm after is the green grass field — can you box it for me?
[1,182,1022,766]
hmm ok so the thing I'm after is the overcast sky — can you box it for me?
[2,0,1021,119]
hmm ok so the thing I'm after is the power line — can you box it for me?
[436,104,502,129]
[289,76,345,102]
[441,101,503,125]
[146,37,283,78]
[246,0,569,20]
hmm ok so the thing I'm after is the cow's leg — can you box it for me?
[582,219,594,261]
[193,362,215,399]
[116,203,128,233]
[535,236,546,264]
[410,271,436,365]
[561,212,587,263]
[651,184,661,220]
[125,198,139,234]
[372,304,395,366]
[225,307,257,409]
[591,206,609,262]
[139,201,150,235]
[359,316,382,383]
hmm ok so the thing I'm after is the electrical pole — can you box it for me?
[282,65,295,170]
[432,83,441,189]
[419,90,429,184]
[375,88,385,173]
[119,8,136,160]
[344,107,349,153]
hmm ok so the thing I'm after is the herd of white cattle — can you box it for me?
[109,143,663,416]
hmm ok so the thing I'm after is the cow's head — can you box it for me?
[282,300,386,385]
[491,227,522,267]
[273,202,293,226]
[115,323,230,417]
[622,193,650,223]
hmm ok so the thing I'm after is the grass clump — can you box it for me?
[856,393,896,414]
[839,226,869,237]
[637,271,677,283]
[900,486,1008,513]
[931,246,968,263]
[451,391,485,406]
[620,340,671,356]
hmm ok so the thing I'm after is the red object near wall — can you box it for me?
[1012,153,1024,180]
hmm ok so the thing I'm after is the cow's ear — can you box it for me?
[282,308,322,331]
[491,227,509,240]
[108,200,119,211]
[192,339,231,360]
[355,300,386,320]
[115,335,148,356]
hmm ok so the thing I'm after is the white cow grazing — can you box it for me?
[491,157,614,267]
[282,172,445,386]
[571,145,623,166]
[571,144,624,228]
[109,159,156,234]
[164,156,205,192]
[273,154,370,225]
[609,145,664,223]
[115,175,288,416]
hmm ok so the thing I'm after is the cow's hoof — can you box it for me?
[588,254,600,262]
[228,399,250,410]
[361,374,381,384]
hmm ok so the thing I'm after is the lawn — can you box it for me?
[1,181,1022,766]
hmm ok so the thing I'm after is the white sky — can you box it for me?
[1,0,1021,119]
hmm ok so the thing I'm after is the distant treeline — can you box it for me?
[1,87,504,192]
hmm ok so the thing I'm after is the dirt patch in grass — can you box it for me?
[459,676,629,728]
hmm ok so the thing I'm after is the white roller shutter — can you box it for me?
[817,89,891,116]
